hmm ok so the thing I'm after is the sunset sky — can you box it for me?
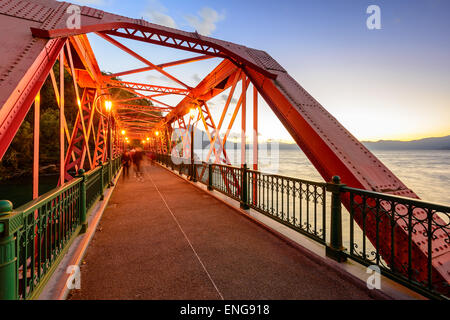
[70,0,450,142]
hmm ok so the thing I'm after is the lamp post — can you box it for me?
[189,107,196,181]
[155,130,160,153]
[121,130,126,152]
[105,100,114,187]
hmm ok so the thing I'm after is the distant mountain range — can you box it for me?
[275,135,450,151]
[189,129,450,151]
[256,136,450,151]
[362,135,450,150]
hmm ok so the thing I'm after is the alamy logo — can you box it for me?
[66,5,81,30]
[366,5,381,30]
[366,265,381,290]
[66,265,81,289]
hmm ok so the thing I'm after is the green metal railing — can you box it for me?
[247,169,327,244]
[341,185,450,299]
[211,164,243,202]
[0,157,121,300]
[154,152,450,299]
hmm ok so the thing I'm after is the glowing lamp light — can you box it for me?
[105,100,112,112]
[155,131,160,137]
[146,137,150,141]
[189,108,196,119]
[121,130,126,135]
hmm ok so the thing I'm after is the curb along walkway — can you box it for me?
[69,162,376,300]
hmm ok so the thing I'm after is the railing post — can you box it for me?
[208,162,213,191]
[99,161,105,200]
[326,176,346,262]
[110,158,115,187]
[192,163,197,182]
[111,158,114,176]
[0,200,17,300]
[240,164,249,209]
[106,160,111,188]
[77,169,88,233]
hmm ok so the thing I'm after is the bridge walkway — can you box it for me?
[69,161,376,300]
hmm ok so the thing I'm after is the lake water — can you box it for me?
[0,174,59,209]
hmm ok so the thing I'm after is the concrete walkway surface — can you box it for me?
[69,162,377,300]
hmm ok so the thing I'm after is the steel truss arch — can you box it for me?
[0,0,448,291]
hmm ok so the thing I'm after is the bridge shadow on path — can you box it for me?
[69,161,376,300]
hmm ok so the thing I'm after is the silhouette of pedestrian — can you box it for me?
[132,147,144,180]
[122,150,131,180]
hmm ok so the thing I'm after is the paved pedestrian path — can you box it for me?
[69,162,376,300]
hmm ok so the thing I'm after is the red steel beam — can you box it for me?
[0,0,447,293]
[244,65,450,289]
[108,55,214,78]
[116,104,172,112]
[161,59,240,126]
[0,38,66,160]
[95,32,191,89]
[107,80,190,95]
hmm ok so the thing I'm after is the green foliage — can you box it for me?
[0,119,33,174]
[0,67,159,182]
[40,108,60,165]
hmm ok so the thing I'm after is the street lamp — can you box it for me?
[189,107,196,119]
[105,100,113,159]
[145,137,150,152]
[105,100,112,113]
[189,107,196,181]
[105,100,113,187]
[121,130,126,151]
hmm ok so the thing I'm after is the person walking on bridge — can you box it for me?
[132,147,144,180]
[121,150,131,180]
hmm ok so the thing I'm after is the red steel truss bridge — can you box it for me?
[0,0,448,300]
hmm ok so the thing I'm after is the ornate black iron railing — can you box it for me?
[341,186,450,298]
[247,170,327,244]
[153,152,450,300]
[210,164,242,201]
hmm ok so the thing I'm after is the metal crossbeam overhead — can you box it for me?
[117,110,162,117]
[0,0,448,295]
[107,80,190,95]
[117,88,177,110]
[116,104,173,112]
[108,55,214,78]
[96,32,191,89]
